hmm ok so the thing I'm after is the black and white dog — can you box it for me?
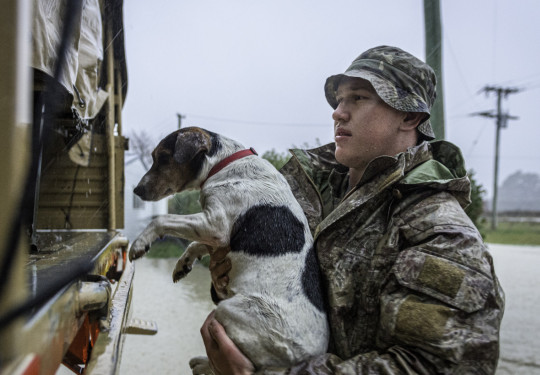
[129,127,328,373]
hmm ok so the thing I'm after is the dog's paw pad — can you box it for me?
[172,271,184,283]
[172,265,192,283]
[129,249,145,261]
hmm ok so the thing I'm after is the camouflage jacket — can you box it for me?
[261,141,504,375]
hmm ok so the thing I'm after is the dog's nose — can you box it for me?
[133,185,145,198]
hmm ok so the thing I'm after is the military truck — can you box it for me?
[0,1,152,373]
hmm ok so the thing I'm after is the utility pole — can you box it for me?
[472,86,520,229]
[177,113,185,129]
[424,0,445,139]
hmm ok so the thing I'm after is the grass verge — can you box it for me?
[484,221,540,246]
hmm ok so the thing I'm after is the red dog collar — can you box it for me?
[200,148,258,188]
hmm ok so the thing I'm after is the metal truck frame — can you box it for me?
[0,1,150,374]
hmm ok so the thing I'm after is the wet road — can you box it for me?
[489,244,540,374]
[117,244,540,374]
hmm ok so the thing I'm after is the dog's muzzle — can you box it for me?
[133,185,145,198]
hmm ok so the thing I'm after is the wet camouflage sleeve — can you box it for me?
[376,192,504,374]
[256,191,504,375]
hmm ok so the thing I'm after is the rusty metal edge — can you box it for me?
[0,233,130,374]
[85,253,135,375]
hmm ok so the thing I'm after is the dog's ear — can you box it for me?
[173,129,212,164]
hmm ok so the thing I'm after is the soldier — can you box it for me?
[201,45,505,374]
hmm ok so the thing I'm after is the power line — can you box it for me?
[466,121,489,158]
[184,113,329,127]
[519,80,540,91]
[444,35,479,106]
[490,73,540,90]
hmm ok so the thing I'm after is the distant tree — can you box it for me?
[292,138,322,150]
[497,171,540,212]
[261,148,291,170]
[262,138,323,171]
[166,190,202,256]
[169,190,201,215]
[465,169,486,238]
[126,130,154,169]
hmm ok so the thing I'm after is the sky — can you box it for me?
[122,0,540,200]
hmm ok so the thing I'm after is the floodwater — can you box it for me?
[117,244,540,375]
[119,259,214,375]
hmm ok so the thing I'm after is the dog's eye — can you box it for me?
[158,153,170,165]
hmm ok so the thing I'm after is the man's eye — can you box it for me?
[354,95,366,101]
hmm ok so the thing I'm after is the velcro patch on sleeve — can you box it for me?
[417,257,465,299]
[395,295,453,342]
[393,249,493,313]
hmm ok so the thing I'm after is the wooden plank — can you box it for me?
[36,208,106,229]
[37,134,127,230]
[38,196,106,208]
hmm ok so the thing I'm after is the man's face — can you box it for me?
[333,77,405,170]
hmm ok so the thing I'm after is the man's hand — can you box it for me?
[201,311,255,375]
[209,246,232,299]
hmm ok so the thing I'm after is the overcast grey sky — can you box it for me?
[122,0,540,199]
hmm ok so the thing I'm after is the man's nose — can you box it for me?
[332,103,350,123]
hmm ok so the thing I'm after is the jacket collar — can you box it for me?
[288,140,471,238]
[312,141,470,238]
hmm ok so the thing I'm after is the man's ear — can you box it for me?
[173,129,211,164]
[400,112,427,131]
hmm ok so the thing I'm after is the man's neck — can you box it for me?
[347,167,365,191]
[346,135,420,189]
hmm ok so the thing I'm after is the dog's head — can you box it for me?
[133,127,215,201]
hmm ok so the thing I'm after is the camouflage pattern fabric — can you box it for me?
[324,46,437,141]
[260,141,504,374]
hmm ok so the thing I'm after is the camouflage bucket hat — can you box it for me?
[325,45,437,140]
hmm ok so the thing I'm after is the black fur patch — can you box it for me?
[189,152,207,179]
[301,245,325,312]
[160,131,179,153]
[188,130,221,178]
[206,130,221,157]
[230,205,305,256]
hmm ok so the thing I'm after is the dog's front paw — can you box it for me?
[129,237,151,261]
[172,255,194,282]
[189,356,214,375]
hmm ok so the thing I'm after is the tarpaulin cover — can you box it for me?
[32,0,108,119]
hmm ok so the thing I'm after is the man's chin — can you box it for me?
[334,148,353,167]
